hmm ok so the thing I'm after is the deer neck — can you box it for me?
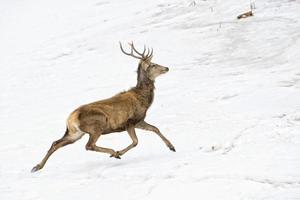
[135,66,155,108]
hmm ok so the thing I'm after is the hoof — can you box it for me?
[169,146,176,152]
[110,155,121,159]
[31,164,42,173]
[110,152,121,159]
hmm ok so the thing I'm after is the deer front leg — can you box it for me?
[135,121,175,152]
[115,124,138,157]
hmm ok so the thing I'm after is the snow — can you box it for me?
[1,0,300,199]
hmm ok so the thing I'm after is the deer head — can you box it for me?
[119,42,169,82]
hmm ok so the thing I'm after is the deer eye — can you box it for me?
[146,64,155,72]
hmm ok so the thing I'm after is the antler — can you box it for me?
[119,41,153,60]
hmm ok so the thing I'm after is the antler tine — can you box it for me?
[120,41,153,60]
[146,47,152,57]
[119,42,142,59]
[130,42,146,58]
[119,42,131,56]
[149,48,153,58]
[142,45,146,56]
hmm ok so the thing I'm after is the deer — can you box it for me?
[31,42,175,172]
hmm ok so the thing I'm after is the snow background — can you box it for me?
[1,0,300,199]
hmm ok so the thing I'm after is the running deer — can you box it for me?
[31,42,175,172]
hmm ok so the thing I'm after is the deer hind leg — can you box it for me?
[115,124,138,157]
[31,128,84,173]
[135,121,175,152]
[85,133,121,159]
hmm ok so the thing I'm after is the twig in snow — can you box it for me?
[237,10,253,20]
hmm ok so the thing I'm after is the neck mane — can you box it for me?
[136,64,154,89]
[133,64,155,108]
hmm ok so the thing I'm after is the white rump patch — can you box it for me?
[68,123,85,140]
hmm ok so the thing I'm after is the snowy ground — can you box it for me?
[1,0,300,199]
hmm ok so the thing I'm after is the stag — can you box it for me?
[31,42,175,172]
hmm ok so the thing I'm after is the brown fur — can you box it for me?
[31,43,175,173]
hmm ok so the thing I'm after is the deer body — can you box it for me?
[68,77,153,135]
[32,43,175,172]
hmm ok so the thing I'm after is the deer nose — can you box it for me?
[165,67,169,72]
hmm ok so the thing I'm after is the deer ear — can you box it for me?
[140,60,150,71]
[145,55,153,62]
